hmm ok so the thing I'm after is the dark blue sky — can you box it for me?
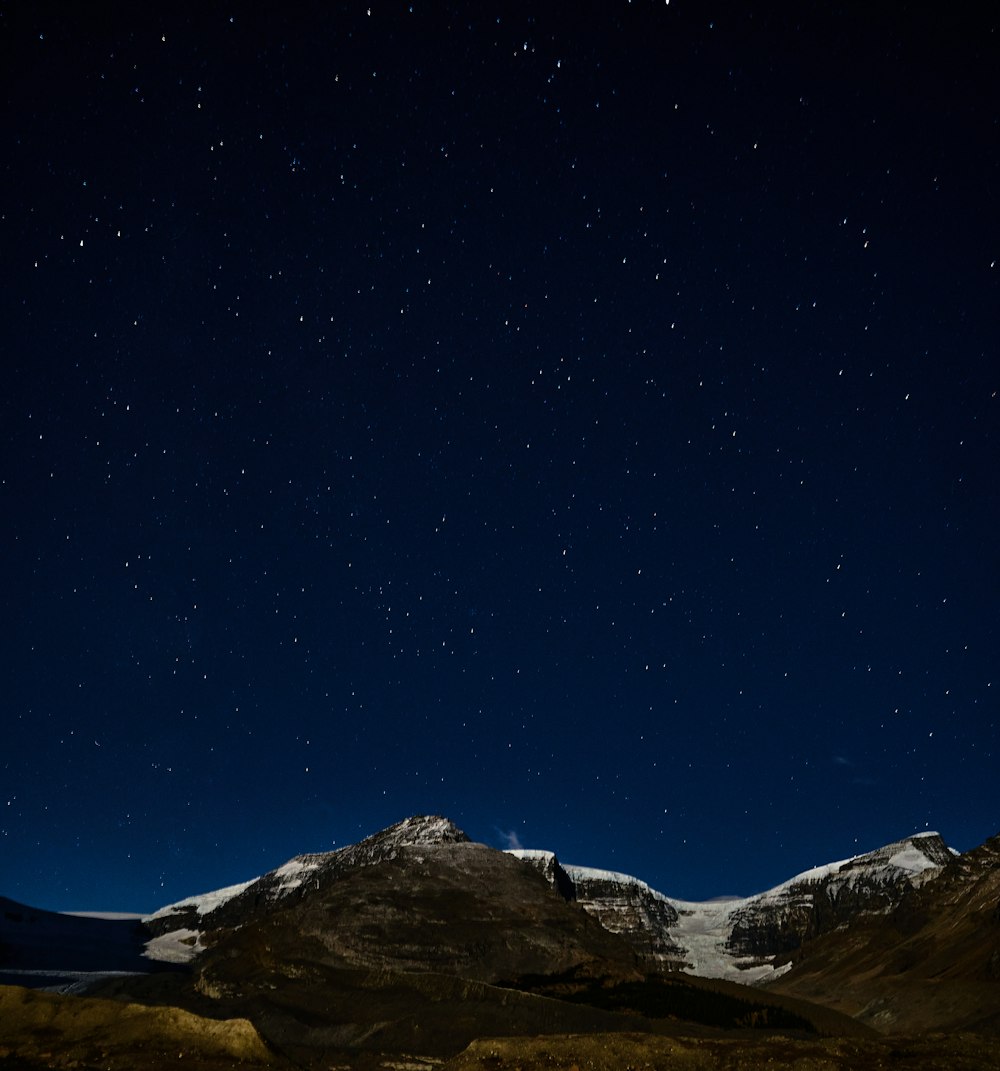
[2,3,997,913]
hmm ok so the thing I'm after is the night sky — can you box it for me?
[3,3,997,914]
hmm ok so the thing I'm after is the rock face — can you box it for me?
[723,832,955,967]
[145,819,959,991]
[506,850,685,969]
[508,833,957,986]
[563,864,683,963]
[504,849,576,901]
[145,815,472,956]
[193,835,639,988]
[768,831,1000,1034]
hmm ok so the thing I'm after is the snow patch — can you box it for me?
[563,863,674,904]
[272,858,320,895]
[143,927,203,964]
[666,897,795,983]
[506,849,557,863]
[888,845,941,874]
[145,877,257,921]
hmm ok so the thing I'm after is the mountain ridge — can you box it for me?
[3,812,998,1070]
[141,818,962,992]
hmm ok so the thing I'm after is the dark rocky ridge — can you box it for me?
[562,863,684,966]
[725,833,955,966]
[767,831,1000,1034]
[147,814,470,941]
[193,837,641,986]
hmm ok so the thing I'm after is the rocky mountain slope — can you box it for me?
[508,832,956,985]
[145,815,470,960]
[143,819,974,998]
[767,831,1000,1034]
[508,850,685,968]
[723,832,954,962]
[187,827,640,987]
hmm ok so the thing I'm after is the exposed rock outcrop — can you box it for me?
[725,833,955,966]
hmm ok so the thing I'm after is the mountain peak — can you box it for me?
[837,831,954,879]
[363,814,470,848]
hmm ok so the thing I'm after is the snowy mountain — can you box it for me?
[767,830,1000,1034]
[508,850,684,967]
[720,832,954,971]
[142,817,957,984]
[3,818,998,1071]
[145,814,470,962]
[508,832,955,984]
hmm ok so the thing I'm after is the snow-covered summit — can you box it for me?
[701,832,954,980]
[747,831,952,905]
[353,814,468,851]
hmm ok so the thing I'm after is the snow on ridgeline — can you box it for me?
[148,815,463,925]
[143,820,952,977]
[146,878,257,922]
[506,849,675,903]
[509,832,952,985]
[143,815,469,963]
[560,861,675,903]
[143,859,322,963]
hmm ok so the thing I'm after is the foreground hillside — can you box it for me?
[443,1031,1000,1071]
[0,984,277,1070]
[3,984,999,1071]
